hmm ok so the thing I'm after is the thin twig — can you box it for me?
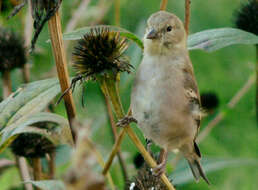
[103,92,129,182]
[48,9,77,142]
[32,158,42,190]
[197,74,255,142]
[102,79,175,190]
[160,0,168,10]
[184,0,191,35]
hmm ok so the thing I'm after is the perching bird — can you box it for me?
[130,11,210,184]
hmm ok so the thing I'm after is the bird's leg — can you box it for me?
[116,116,137,127]
[145,139,153,153]
[153,148,168,176]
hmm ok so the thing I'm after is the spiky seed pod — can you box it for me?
[126,154,171,190]
[10,122,56,158]
[200,92,219,111]
[72,28,132,81]
[0,28,26,73]
[235,0,258,35]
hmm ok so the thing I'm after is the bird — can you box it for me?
[130,10,210,184]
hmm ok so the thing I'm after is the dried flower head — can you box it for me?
[200,92,219,111]
[0,28,26,73]
[10,122,56,158]
[126,153,171,190]
[235,0,258,35]
[72,28,132,81]
[8,0,62,51]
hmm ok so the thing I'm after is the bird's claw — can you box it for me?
[152,162,166,177]
[116,116,137,128]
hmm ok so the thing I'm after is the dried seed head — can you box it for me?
[200,92,219,111]
[235,0,258,35]
[0,28,26,73]
[72,28,132,81]
[126,154,171,190]
[10,122,56,158]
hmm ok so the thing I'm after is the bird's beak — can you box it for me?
[146,29,158,39]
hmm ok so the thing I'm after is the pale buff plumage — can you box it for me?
[131,11,209,184]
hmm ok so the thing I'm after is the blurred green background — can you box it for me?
[0,0,257,189]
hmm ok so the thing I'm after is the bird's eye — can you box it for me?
[166,26,172,32]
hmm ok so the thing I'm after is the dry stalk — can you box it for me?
[101,79,175,190]
[16,157,33,190]
[32,158,42,190]
[184,0,191,35]
[160,0,168,10]
[48,10,77,141]
[114,0,120,26]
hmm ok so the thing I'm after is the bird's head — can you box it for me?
[144,11,187,55]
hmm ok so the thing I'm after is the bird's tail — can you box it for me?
[187,158,210,185]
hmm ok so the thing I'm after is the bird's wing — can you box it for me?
[182,61,201,138]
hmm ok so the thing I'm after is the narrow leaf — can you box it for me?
[62,25,144,49]
[188,28,258,52]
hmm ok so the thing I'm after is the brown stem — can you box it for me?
[103,92,129,182]
[16,157,33,190]
[114,0,120,26]
[2,71,12,98]
[48,152,56,179]
[32,158,42,190]
[102,78,175,190]
[184,0,191,35]
[255,44,258,126]
[197,74,255,142]
[160,0,168,10]
[48,10,77,142]
[22,64,30,83]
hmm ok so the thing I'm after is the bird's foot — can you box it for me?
[152,162,166,177]
[116,116,137,128]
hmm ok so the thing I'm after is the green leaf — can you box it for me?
[187,28,258,52]
[0,112,73,152]
[62,25,144,49]
[169,157,258,185]
[25,180,66,190]
[0,78,60,130]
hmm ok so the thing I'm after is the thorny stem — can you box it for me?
[32,158,42,190]
[160,0,168,10]
[197,74,255,142]
[115,0,120,26]
[103,90,129,182]
[184,0,191,35]
[48,9,77,142]
[101,78,175,190]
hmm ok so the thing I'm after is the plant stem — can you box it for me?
[32,158,42,190]
[197,74,255,142]
[48,152,56,179]
[2,71,12,98]
[48,10,77,142]
[16,157,33,190]
[255,44,258,126]
[115,0,120,26]
[184,0,191,35]
[103,91,129,182]
[102,78,175,190]
[160,0,168,10]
